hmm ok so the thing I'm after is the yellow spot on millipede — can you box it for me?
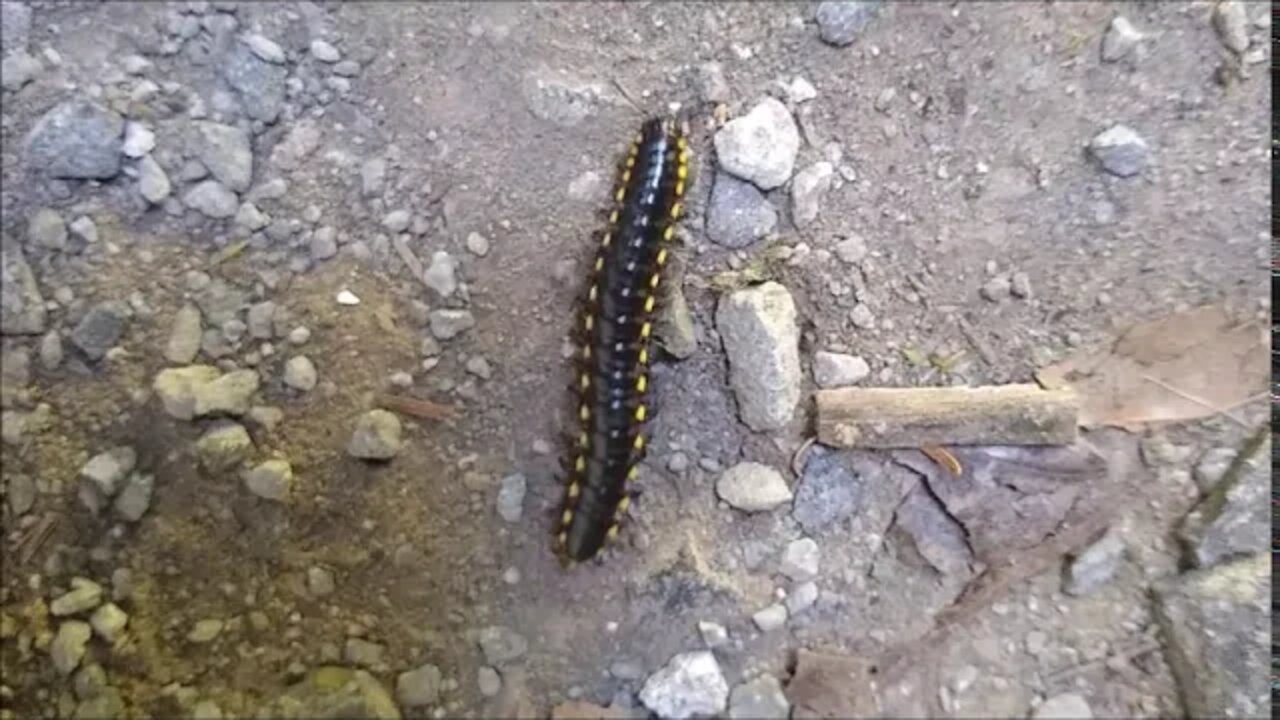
[575,455,586,473]
[643,296,655,313]
[557,530,567,547]
[579,432,589,448]
[606,524,620,541]
[584,314,594,331]
[588,284,598,302]
[633,434,645,451]
[677,137,688,150]
[657,248,668,264]
[616,496,630,515]
[670,202,682,218]
[675,180,685,197]
[636,375,647,393]
[662,226,674,242]
[649,274,661,289]
[609,210,619,224]
[640,321,651,338]
[580,373,590,390]
[579,404,590,421]
[627,465,639,481]
[602,233,611,248]
[561,509,574,526]
[594,257,604,272]
[614,186,625,202]
[621,169,632,183]
[635,404,647,421]
[677,164,688,180]
[582,344,591,360]
[568,481,580,499]
[638,348,648,365]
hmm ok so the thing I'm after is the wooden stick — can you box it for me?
[377,393,455,421]
[816,384,1080,448]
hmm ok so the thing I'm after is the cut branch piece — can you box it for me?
[816,384,1079,448]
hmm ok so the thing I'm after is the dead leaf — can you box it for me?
[1036,305,1267,429]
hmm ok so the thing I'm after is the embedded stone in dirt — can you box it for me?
[716,462,792,512]
[478,625,528,665]
[70,301,130,360]
[24,98,124,179]
[1088,125,1149,178]
[812,351,870,388]
[1177,432,1268,568]
[713,97,800,190]
[28,207,67,250]
[194,121,254,192]
[792,447,862,535]
[113,473,154,522]
[78,446,137,514]
[396,663,442,707]
[791,161,834,227]
[428,309,476,340]
[728,675,790,719]
[165,304,204,364]
[815,1,882,47]
[50,621,92,676]
[751,603,787,632]
[183,180,240,219]
[283,355,318,391]
[196,422,254,473]
[222,41,287,122]
[347,409,402,460]
[242,459,294,501]
[496,473,526,522]
[639,650,729,720]
[1063,527,1125,596]
[715,281,801,430]
[1,242,47,335]
[138,154,172,204]
[255,666,401,719]
[1032,693,1093,719]
[1101,16,1144,62]
[705,171,777,248]
[780,537,821,581]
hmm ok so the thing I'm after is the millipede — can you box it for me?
[555,117,690,564]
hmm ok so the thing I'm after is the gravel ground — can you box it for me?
[0,2,1270,719]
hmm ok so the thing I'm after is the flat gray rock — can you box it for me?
[1,240,47,335]
[715,282,801,430]
[1178,431,1268,568]
[705,172,777,248]
[24,98,124,179]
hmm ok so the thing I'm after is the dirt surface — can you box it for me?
[0,2,1270,719]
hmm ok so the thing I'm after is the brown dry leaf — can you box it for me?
[1035,305,1267,429]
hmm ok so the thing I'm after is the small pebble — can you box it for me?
[336,290,361,306]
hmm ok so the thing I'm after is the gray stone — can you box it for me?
[1011,271,1033,299]
[188,618,224,644]
[465,232,490,257]
[465,356,492,380]
[780,538,820,581]
[1,2,33,54]
[657,275,697,359]
[496,473,526,522]
[344,638,386,669]
[153,365,222,419]
[183,180,240,218]
[310,227,338,260]
[360,158,385,197]
[1101,16,1144,62]
[849,302,876,329]
[751,604,788,632]
[70,301,129,360]
[306,566,335,597]
[347,409,401,460]
[6,473,35,515]
[1063,528,1125,596]
[235,202,268,232]
[122,121,155,158]
[1178,433,1268,568]
[68,216,97,244]
[791,161,834,227]
[428,309,475,340]
[192,369,260,417]
[1193,446,1236,493]
[138,154,172,203]
[793,448,861,535]
[50,621,92,675]
[113,473,154,522]
[713,97,800,190]
[815,1,882,46]
[477,667,502,697]
[51,578,104,616]
[1032,693,1092,720]
[892,483,974,579]
[698,621,728,648]
[310,39,341,63]
[79,447,137,514]
[246,301,275,339]
[716,462,792,512]
[166,304,203,364]
[715,282,801,430]
[194,121,253,192]
[196,422,253,473]
[639,651,729,720]
[695,62,731,104]
[332,59,360,77]
[24,98,124,179]
[270,120,322,171]
[243,459,293,501]
[812,351,870,388]
[28,207,67,250]
[706,172,777,248]
[256,667,399,719]
[1,241,47,335]
[1088,125,1149,178]
[1213,1,1250,53]
[0,50,41,91]
[88,603,128,645]
[834,234,867,264]
[283,355,318,391]
[396,663,441,707]
[422,251,458,297]
[785,581,819,616]
[381,209,411,233]
[222,42,287,122]
[980,276,1011,302]
[1153,553,1268,720]
[478,625,528,665]
[244,33,286,64]
[728,676,790,719]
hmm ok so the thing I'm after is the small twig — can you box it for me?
[1139,374,1248,427]
[1044,637,1161,687]
[377,393,455,421]
[791,437,817,477]
[611,77,646,115]
[956,317,997,367]
[18,513,59,566]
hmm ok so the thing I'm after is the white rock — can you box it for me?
[121,122,155,158]
[422,251,459,297]
[751,604,788,632]
[780,537,820,580]
[310,39,341,63]
[336,290,361,305]
[283,356,317,391]
[639,651,730,720]
[1088,125,1149,178]
[1212,1,1250,53]
[812,351,870,387]
[791,161,833,227]
[713,97,800,190]
[716,462,793,512]
[138,154,172,204]
[244,33,286,64]
[715,282,801,430]
[182,180,239,219]
[785,76,817,103]
[1101,16,1144,62]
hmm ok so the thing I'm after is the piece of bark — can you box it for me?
[816,384,1079,448]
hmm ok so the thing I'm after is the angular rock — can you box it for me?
[138,154,172,203]
[656,273,697,359]
[716,462,792,512]
[422,251,459,297]
[183,179,240,218]
[698,621,728,648]
[785,581,819,616]
[396,663,441,707]
[50,621,92,676]
[89,603,128,643]
[891,483,974,581]
[522,66,609,127]
[24,98,124,179]
[834,234,867,264]
[283,355,318,391]
[310,39,341,63]
[50,578,104,616]
[1063,527,1125,596]
[815,1,882,47]
[222,42,287,122]
[1088,125,1149,178]
[812,351,870,388]
[478,626,528,665]
[243,458,293,501]
[28,207,67,250]
[381,210,411,233]
[706,172,777,248]
[1212,1,1250,53]
[347,409,401,460]
[694,62,730,104]
[1,241,47,335]
[70,301,129,360]
[196,422,253,473]
[639,651,729,720]
[153,365,222,420]
[1152,553,1268,720]
[244,33,286,64]
[113,473,154,522]
[791,161,834,227]
[428,309,475,340]
[122,121,155,158]
[194,121,253,192]
[496,473,526,522]
[79,446,137,515]
[271,120,322,171]
[729,676,790,719]
[751,604,787,632]
[1178,432,1268,568]
[780,537,820,581]
[715,282,801,430]
[1101,16,1144,62]
[193,369,260,417]
[713,97,800,190]
[360,158,385,197]
[793,448,862,535]
[165,304,203,364]
[256,666,401,720]
[1,2,33,55]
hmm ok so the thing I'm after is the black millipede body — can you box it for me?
[556,117,689,564]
